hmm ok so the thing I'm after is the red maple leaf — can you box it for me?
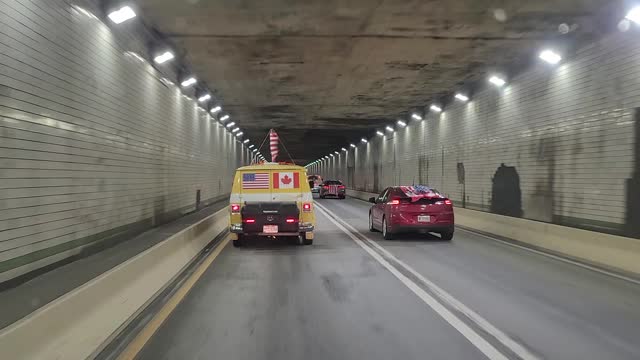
[281,174,292,184]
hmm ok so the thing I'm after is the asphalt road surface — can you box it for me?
[136,198,640,360]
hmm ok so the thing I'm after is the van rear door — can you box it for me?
[271,170,305,202]
[237,170,272,203]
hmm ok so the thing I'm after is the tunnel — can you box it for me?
[2,1,640,359]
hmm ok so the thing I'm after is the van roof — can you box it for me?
[236,163,306,171]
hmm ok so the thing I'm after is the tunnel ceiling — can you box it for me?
[137,0,621,164]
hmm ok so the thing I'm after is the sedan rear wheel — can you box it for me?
[382,217,394,240]
[440,231,454,241]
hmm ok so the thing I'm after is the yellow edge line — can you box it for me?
[117,236,231,360]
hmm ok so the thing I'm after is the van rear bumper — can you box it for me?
[229,223,314,234]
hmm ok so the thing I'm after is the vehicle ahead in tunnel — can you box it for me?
[319,180,346,199]
[307,174,323,194]
[229,163,315,247]
[368,186,454,240]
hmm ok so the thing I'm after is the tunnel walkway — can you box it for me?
[127,198,640,360]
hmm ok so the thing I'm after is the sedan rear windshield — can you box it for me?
[324,180,343,185]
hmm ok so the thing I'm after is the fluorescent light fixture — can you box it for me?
[350,143,357,148]
[397,120,407,127]
[108,6,136,24]
[248,145,254,149]
[154,51,174,64]
[225,122,236,128]
[181,77,197,88]
[361,138,368,143]
[334,151,340,155]
[198,94,211,102]
[385,126,394,133]
[626,7,640,25]
[231,128,240,133]
[220,115,230,122]
[489,76,506,87]
[252,149,257,153]
[539,49,562,64]
[455,93,469,102]
[411,113,422,120]
[330,154,334,157]
[342,147,347,151]
[210,106,222,114]
[430,105,442,113]
[243,139,250,144]
[376,131,384,136]
[236,131,243,136]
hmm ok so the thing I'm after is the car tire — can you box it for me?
[232,238,242,247]
[319,195,325,199]
[301,232,313,245]
[382,217,394,240]
[440,231,454,241]
[369,212,378,232]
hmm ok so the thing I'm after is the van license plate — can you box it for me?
[418,215,431,223]
[263,225,278,234]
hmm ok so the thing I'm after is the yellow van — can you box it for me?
[229,163,315,247]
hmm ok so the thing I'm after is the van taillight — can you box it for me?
[286,218,296,223]
[303,203,312,212]
[231,204,240,213]
[444,199,452,205]
[244,218,255,223]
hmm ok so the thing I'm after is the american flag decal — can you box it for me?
[242,173,270,189]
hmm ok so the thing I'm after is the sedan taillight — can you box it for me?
[444,199,452,205]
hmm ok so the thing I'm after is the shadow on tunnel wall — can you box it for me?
[625,108,640,237]
[490,163,523,218]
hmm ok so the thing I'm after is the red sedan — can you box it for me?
[368,186,454,240]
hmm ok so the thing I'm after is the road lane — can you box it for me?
[319,197,640,360]
[136,206,486,360]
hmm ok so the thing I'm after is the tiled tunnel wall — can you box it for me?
[0,0,249,282]
[311,28,640,238]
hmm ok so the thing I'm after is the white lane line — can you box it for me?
[315,202,540,360]
[458,227,640,286]
[314,205,510,360]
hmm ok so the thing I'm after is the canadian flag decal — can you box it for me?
[273,172,300,189]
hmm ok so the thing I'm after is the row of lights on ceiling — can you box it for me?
[107,5,255,153]
[304,48,560,168]
[305,7,640,169]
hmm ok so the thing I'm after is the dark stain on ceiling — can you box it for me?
[137,0,624,164]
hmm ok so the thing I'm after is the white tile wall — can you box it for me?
[312,28,640,235]
[0,0,249,279]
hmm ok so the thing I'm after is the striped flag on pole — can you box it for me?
[270,129,279,162]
